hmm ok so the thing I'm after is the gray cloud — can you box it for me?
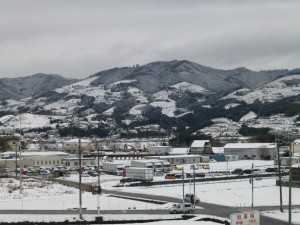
[0,0,299,78]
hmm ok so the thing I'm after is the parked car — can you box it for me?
[175,173,184,179]
[265,167,278,173]
[243,169,252,175]
[82,172,90,177]
[252,169,262,175]
[184,193,200,204]
[186,173,196,178]
[231,169,244,175]
[40,170,51,176]
[169,203,193,214]
[165,173,176,179]
[195,172,205,178]
[88,171,99,177]
[120,177,138,183]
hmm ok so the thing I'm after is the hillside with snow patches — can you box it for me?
[0,60,300,137]
[222,74,300,104]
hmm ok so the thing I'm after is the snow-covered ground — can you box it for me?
[0,178,158,211]
[1,160,300,224]
[0,214,221,224]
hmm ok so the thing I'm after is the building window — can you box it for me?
[244,155,248,158]
[41,161,43,165]
[74,162,78,166]
[57,160,59,164]
[252,155,256,158]
[45,161,47,165]
[37,161,39,165]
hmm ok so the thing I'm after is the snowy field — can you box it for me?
[0,178,158,210]
[0,214,222,225]
[1,160,300,224]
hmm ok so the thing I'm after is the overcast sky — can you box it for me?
[1,0,300,79]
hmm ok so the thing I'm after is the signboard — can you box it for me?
[230,211,260,225]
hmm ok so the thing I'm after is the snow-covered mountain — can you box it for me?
[0,60,299,139]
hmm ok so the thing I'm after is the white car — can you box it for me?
[169,203,193,214]
[184,193,200,204]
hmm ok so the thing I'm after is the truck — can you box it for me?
[161,161,172,173]
[131,160,164,175]
[103,162,124,175]
[131,160,154,170]
[123,167,153,182]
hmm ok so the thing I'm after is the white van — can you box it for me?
[184,193,200,204]
[169,203,193,214]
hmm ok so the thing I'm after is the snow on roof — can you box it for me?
[191,140,210,148]
[149,154,201,159]
[292,163,300,168]
[63,157,95,161]
[1,151,69,157]
[169,148,190,155]
[64,139,91,143]
[224,143,277,149]
[212,147,224,154]
[294,139,300,144]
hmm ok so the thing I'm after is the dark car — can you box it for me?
[175,174,184,179]
[186,173,196,178]
[243,169,252,174]
[195,172,205,178]
[88,171,99,177]
[120,177,137,183]
[231,169,244,175]
[265,167,278,173]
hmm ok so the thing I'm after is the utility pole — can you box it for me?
[288,143,293,225]
[182,167,185,214]
[276,135,283,212]
[193,164,195,208]
[97,144,101,216]
[78,138,83,219]
[19,114,22,196]
[15,143,18,177]
[251,163,254,208]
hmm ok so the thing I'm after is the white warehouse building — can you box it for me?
[224,143,277,160]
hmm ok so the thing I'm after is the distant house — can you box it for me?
[190,140,212,155]
[0,151,69,170]
[146,154,203,165]
[63,157,96,168]
[62,139,93,154]
[224,143,277,160]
